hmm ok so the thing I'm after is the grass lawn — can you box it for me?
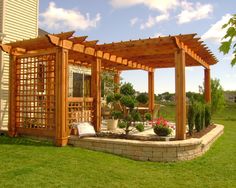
[0,104,235,187]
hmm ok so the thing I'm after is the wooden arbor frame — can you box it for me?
[0,31,217,145]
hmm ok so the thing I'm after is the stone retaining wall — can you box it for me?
[68,124,224,162]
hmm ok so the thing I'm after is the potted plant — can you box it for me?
[107,110,122,130]
[69,123,78,136]
[153,117,172,136]
[106,93,122,131]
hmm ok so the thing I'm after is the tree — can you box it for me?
[118,83,144,135]
[186,91,203,102]
[219,14,236,66]
[210,79,225,114]
[101,71,121,97]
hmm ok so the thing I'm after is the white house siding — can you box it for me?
[0,0,39,128]
[0,0,4,32]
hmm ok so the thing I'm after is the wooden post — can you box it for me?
[175,49,186,140]
[114,71,121,93]
[204,68,211,103]
[8,55,17,137]
[148,71,155,115]
[91,58,101,132]
[55,48,68,146]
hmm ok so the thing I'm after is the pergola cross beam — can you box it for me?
[47,34,153,72]
[174,37,210,69]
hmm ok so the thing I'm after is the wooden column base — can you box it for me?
[8,130,17,137]
[55,137,68,147]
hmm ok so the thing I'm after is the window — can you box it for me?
[69,66,92,98]
[84,74,91,97]
[73,73,83,97]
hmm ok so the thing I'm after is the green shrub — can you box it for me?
[187,102,195,135]
[136,93,148,104]
[205,104,211,127]
[131,110,142,122]
[145,113,152,121]
[118,121,127,129]
[111,110,122,119]
[114,93,122,101]
[136,123,144,132]
[201,104,205,130]
[106,94,114,104]
[153,125,172,136]
[120,83,135,96]
[195,103,202,132]
[120,95,136,109]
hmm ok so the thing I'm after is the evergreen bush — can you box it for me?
[187,101,196,135]
[205,103,211,127]
[201,104,205,130]
[195,103,202,132]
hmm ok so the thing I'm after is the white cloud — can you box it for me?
[130,17,139,26]
[140,13,169,29]
[202,14,232,43]
[140,16,155,29]
[109,0,178,13]
[177,2,213,24]
[156,13,169,22]
[40,2,101,31]
[110,1,214,29]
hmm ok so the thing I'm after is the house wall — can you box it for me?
[0,0,4,32]
[0,0,39,128]
[224,91,236,103]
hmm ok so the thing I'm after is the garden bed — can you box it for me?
[97,124,216,141]
[186,124,216,139]
[69,124,224,162]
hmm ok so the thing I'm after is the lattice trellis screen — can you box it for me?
[67,97,94,127]
[15,54,56,130]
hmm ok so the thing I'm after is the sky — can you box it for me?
[39,0,236,94]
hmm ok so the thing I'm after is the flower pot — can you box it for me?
[70,127,78,135]
[153,126,172,136]
[107,119,118,131]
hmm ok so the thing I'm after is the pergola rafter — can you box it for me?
[174,37,210,69]
[47,34,153,71]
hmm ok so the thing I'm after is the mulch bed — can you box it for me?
[186,124,216,139]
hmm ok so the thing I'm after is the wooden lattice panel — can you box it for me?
[68,97,94,127]
[15,54,56,130]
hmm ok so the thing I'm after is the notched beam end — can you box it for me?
[0,44,12,54]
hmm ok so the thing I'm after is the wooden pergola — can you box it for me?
[0,31,217,146]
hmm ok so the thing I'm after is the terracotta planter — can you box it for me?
[70,128,78,135]
[107,119,118,131]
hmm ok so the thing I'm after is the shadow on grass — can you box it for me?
[0,135,54,147]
